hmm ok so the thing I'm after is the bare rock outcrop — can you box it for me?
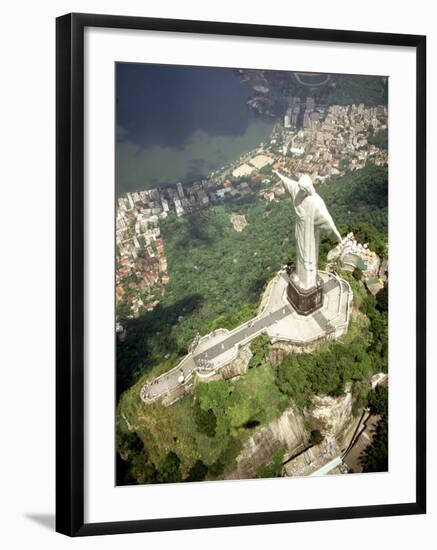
[220,344,252,380]
[228,389,360,479]
[310,390,355,441]
[267,340,321,366]
[284,390,360,477]
[226,407,308,480]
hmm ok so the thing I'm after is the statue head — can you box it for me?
[298,174,315,196]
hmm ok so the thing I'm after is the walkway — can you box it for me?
[140,270,352,403]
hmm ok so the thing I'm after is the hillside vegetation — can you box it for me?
[117,164,388,395]
[116,164,389,484]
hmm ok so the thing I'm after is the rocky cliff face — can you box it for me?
[220,344,252,380]
[284,390,359,476]
[310,389,355,442]
[268,340,323,366]
[228,388,359,479]
[226,407,308,480]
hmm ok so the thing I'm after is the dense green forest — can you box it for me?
[368,128,388,150]
[259,72,387,107]
[326,74,387,106]
[116,164,389,483]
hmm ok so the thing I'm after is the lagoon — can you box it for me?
[116,64,274,196]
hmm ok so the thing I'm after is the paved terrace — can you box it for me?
[140,270,351,403]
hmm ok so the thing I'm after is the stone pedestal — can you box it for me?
[286,268,324,316]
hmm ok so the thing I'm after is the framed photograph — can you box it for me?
[56,13,426,536]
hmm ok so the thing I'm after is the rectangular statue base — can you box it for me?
[286,270,324,316]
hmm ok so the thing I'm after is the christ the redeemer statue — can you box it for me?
[275,171,341,291]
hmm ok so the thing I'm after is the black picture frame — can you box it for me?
[56,12,426,537]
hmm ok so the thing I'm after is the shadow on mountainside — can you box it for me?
[116,293,203,398]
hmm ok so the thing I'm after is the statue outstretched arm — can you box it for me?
[320,206,342,242]
[274,170,299,199]
[331,223,342,243]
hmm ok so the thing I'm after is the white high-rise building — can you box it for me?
[174,198,184,217]
[177,181,184,199]
[284,106,292,128]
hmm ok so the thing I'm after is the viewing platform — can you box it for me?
[140,268,352,405]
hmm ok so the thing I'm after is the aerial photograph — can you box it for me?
[115,63,389,485]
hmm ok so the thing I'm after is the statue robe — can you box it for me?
[279,174,339,290]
